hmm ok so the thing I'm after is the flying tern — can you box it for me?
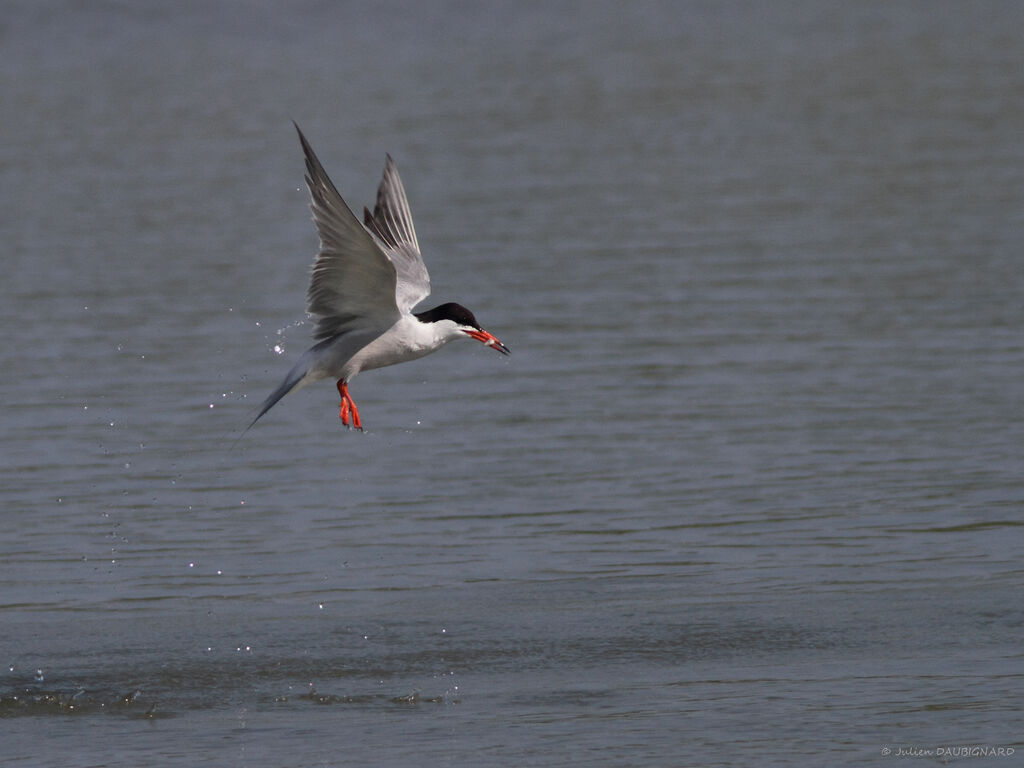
[247,124,509,432]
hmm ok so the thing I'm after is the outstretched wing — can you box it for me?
[295,123,401,340]
[362,154,431,313]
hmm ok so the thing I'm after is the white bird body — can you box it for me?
[246,124,508,433]
[307,314,465,383]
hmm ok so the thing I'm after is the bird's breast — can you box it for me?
[347,318,444,374]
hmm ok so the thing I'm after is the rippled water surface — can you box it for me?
[3,2,1023,765]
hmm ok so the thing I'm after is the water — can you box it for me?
[2,1,1023,765]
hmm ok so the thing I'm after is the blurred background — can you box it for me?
[2,2,1022,765]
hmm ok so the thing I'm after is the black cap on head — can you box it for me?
[413,302,481,329]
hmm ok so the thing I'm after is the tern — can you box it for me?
[247,124,509,433]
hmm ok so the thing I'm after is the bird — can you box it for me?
[245,123,509,434]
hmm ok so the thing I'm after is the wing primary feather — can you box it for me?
[369,154,419,251]
[292,123,402,339]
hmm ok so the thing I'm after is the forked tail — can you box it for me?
[240,357,313,436]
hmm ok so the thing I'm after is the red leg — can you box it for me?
[339,399,350,426]
[336,380,363,431]
[348,393,362,431]
[336,380,349,425]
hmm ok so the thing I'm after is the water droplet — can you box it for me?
[34,669,44,683]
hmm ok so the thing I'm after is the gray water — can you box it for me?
[2,2,1023,765]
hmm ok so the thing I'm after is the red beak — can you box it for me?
[464,328,510,355]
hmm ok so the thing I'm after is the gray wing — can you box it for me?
[362,154,431,314]
[296,124,402,341]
